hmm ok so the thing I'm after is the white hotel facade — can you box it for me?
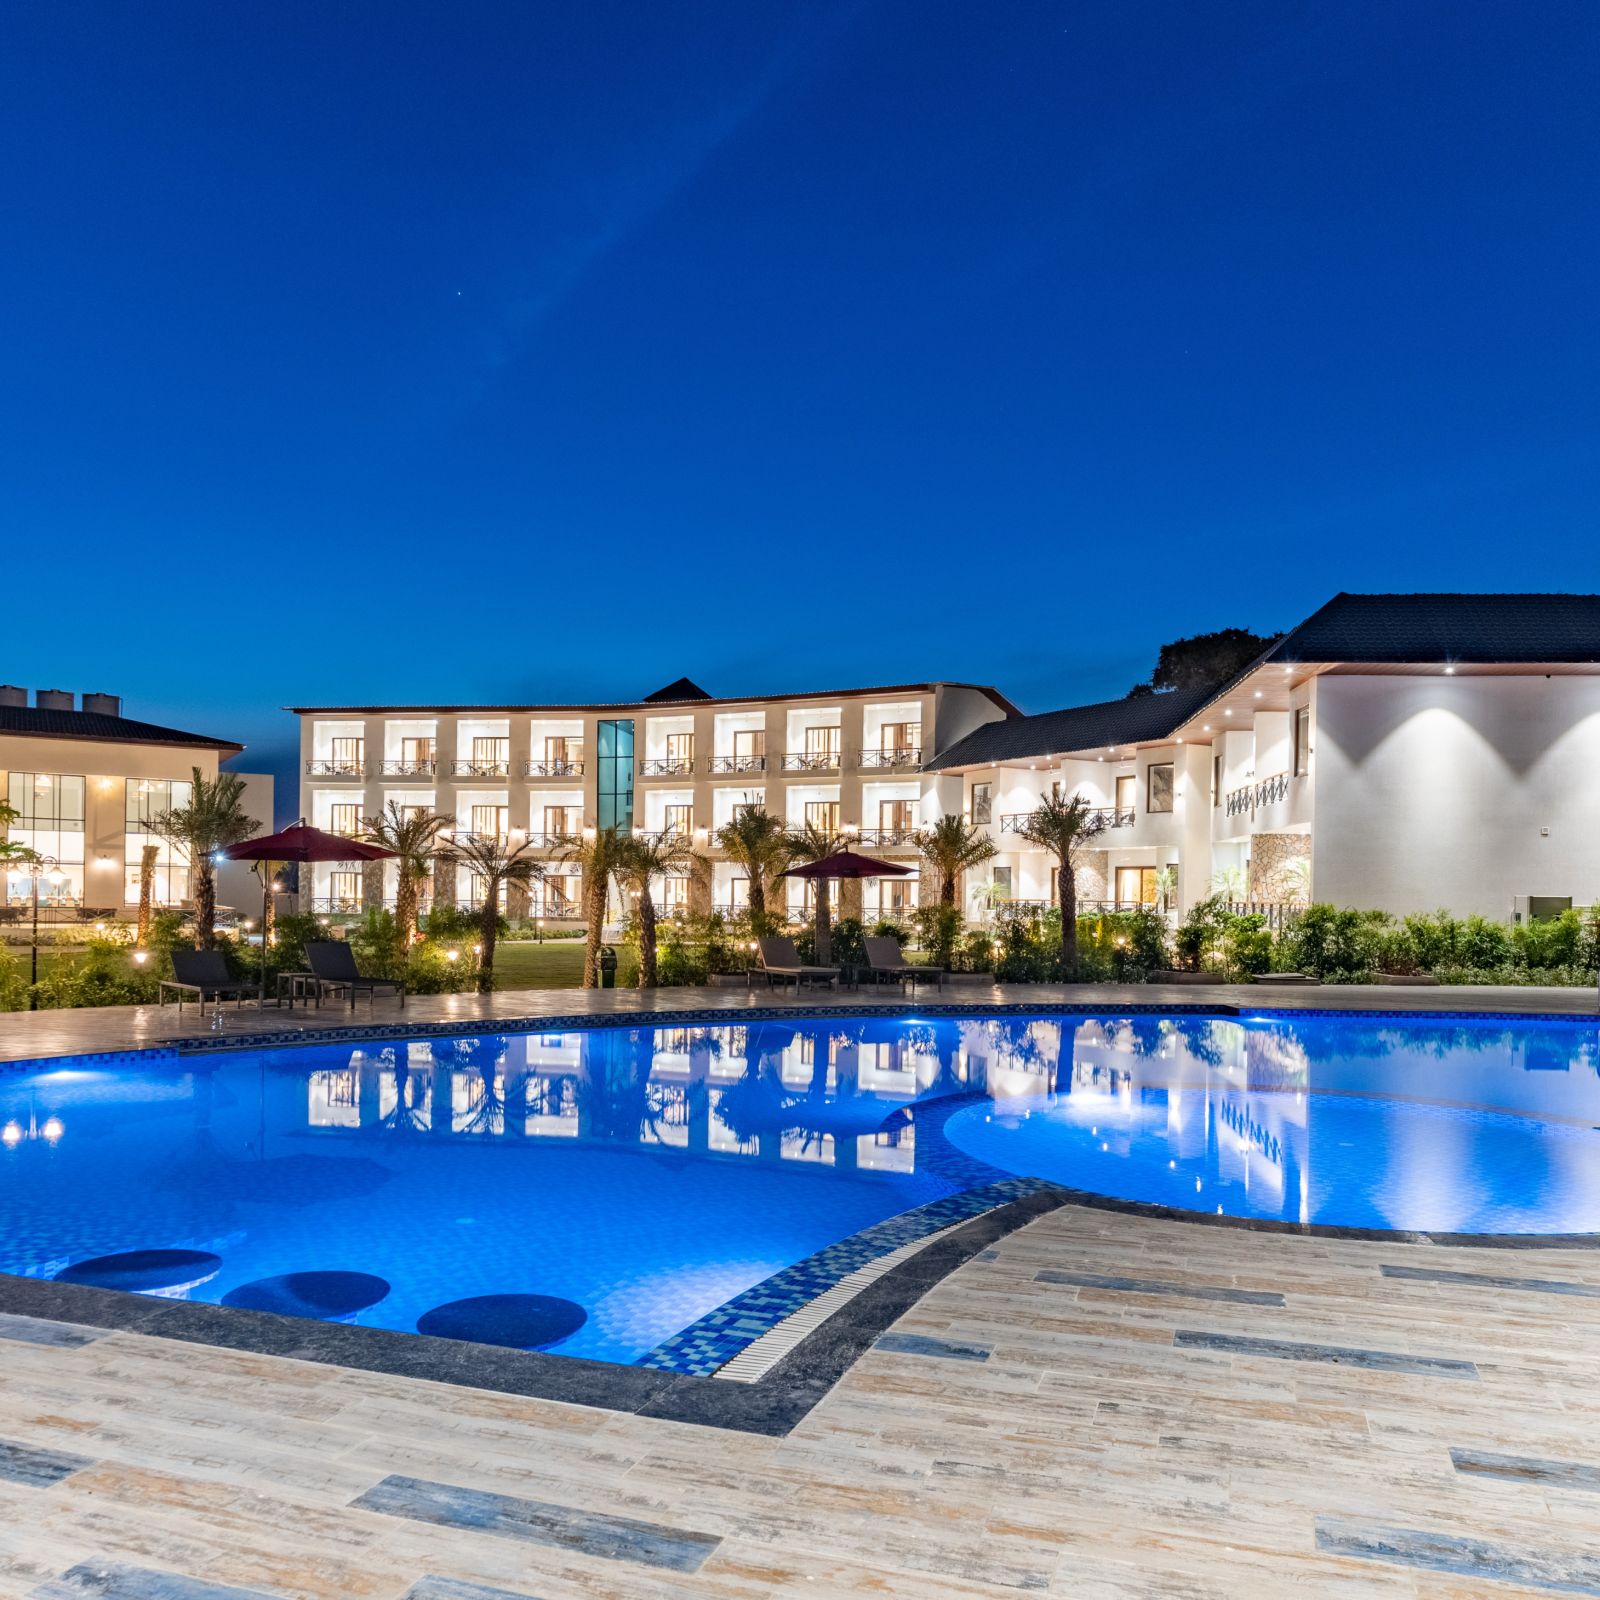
[291,679,1015,920]
[293,594,1600,927]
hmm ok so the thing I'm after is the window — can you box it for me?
[7,773,86,904]
[879,799,915,834]
[540,873,580,914]
[1293,707,1311,777]
[123,776,191,907]
[727,875,750,909]
[881,722,919,756]
[545,735,583,768]
[732,729,765,767]
[469,804,508,839]
[1114,774,1137,811]
[971,782,992,825]
[880,876,915,914]
[1213,753,1223,807]
[803,725,841,765]
[597,719,635,832]
[665,732,694,769]
[990,865,1012,900]
[401,736,435,769]
[329,803,361,838]
[542,805,580,838]
[330,736,364,772]
[663,804,693,836]
[1115,866,1159,907]
[329,869,363,911]
[470,736,509,773]
[1147,763,1174,814]
[659,876,690,912]
[804,800,839,833]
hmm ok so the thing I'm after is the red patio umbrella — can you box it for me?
[224,822,395,1004]
[779,846,912,963]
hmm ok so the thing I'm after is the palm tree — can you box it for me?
[135,843,159,946]
[916,813,997,907]
[362,800,452,944]
[713,806,789,926]
[783,820,844,963]
[616,830,697,987]
[0,800,36,867]
[437,830,546,993]
[1012,792,1108,976]
[144,769,260,949]
[554,825,631,987]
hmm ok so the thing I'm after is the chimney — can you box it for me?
[0,685,26,709]
[35,688,73,711]
[81,692,122,717]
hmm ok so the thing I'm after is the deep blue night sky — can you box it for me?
[4,2,1597,814]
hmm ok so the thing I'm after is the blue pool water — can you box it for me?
[3,1011,1598,1362]
[0,1020,975,1363]
[943,1012,1600,1235]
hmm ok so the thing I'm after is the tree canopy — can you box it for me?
[1126,627,1280,698]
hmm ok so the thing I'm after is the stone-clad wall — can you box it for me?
[1249,832,1310,901]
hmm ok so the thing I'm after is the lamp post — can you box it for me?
[21,854,63,1010]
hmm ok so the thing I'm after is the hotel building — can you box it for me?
[935,594,1600,921]
[0,687,273,922]
[290,679,1015,920]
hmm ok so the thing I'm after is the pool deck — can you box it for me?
[1,982,1599,1596]
[0,976,1596,1065]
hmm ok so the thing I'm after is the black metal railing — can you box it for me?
[857,748,921,769]
[632,828,694,846]
[377,759,435,777]
[305,760,363,778]
[781,751,841,772]
[309,895,365,914]
[524,832,580,848]
[523,760,585,778]
[707,754,766,773]
[1218,898,1304,929]
[1224,771,1291,820]
[997,806,1133,833]
[639,757,694,777]
[451,759,511,778]
[854,827,919,847]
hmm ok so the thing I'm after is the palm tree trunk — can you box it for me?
[637,889,658,986]
[940,861,957,907]
[396,865,417,945]
[1058,856,1078,977]
[746,857,766,920]
[477,879,500,994]
[814,879,832,965]
[582,869,606,987]
[136,845,158,944]
[194,862,217,950]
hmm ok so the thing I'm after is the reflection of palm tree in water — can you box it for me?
[431,1037,510,1136]
[375,1047,431,1134]
[579,1029,697,1146]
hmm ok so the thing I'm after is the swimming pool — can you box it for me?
[3,1009,1596,1371]
[0,1018,1002,1366]
[943,1012,1600,1235]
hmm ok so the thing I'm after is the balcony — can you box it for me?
[524,832,579,848]
[1224,771,1290,820]
[306,759,363,778]
[523,759,585,778]
[639,757,694,777]
[377,759,436,778]
[858,748,922,770]
[781,751,841,773]
[997,806,1134,834]
[855,827,920,847]
[310,894,365,914]
[707,754,766,774]
[451,759,511,778]
[633,828,693,846]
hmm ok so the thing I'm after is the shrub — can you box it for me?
[1225,914,1274,977]
[913,904,963,968]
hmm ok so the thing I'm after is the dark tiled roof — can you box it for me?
[643,677,713,702]
[926,685,1215,769]
[0,707,242,752]
[1266,592,1600,664]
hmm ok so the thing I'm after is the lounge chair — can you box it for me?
[305,941,407,1009]
[756,935,839,989]
[863,934,943,992]
[161,949,255,1010]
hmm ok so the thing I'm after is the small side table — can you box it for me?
[276,970,319,1009]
